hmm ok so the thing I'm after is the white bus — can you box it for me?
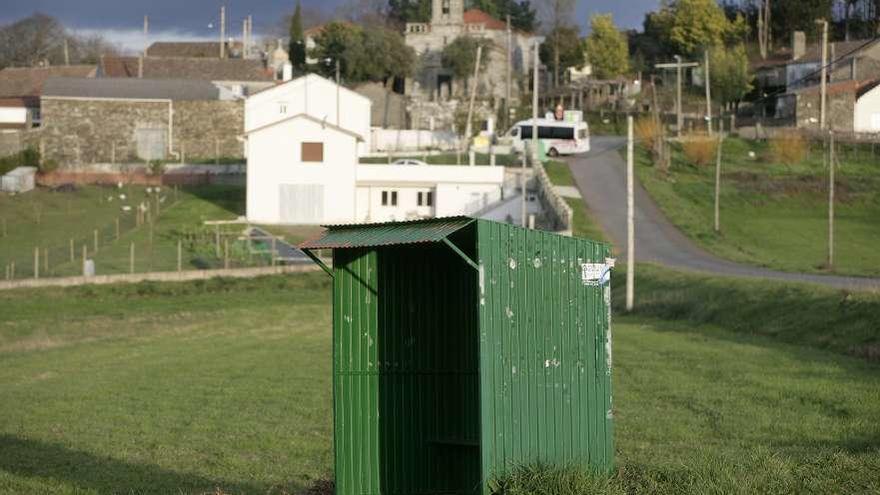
[506,118,590,156]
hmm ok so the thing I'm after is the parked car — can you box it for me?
[391,158,428,166]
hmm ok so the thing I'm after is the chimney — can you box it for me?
[792,31,806,61]
[282,61,293,81]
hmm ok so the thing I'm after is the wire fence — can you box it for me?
[1,195,294,282]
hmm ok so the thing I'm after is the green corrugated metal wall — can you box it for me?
[476,220,613,492]
[328,219,612,495]
[332,237,481,495]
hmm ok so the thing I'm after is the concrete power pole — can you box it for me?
[143,15,149,36]
[63,39,70,66]
[818,19,829,130]
[704,48,712,136]
[626,115,635,311]
[828,131,835,268]
[675,55,683,137]
[464,45,483,162]
[506,15,512,130]
[220,5,226,59]
[714,132,723,232]
[524,39,541,228]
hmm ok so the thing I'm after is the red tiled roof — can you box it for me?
[0,65,97,97]
[463,9,507,30]
[793,79,879,97]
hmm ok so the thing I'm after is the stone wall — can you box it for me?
[795,92,855,132]
[40,98,244,168]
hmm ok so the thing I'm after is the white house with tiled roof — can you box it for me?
[244,73,504,225]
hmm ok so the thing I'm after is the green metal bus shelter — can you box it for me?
[300,216,614,495]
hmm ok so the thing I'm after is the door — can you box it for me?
[135,128,166,161]
[279,184,324,224]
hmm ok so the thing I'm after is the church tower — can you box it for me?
[431,0,464,25]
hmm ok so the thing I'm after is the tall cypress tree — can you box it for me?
[289,1,306,71]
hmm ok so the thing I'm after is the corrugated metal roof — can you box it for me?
[42,77,221,101]
[299,216,474,249]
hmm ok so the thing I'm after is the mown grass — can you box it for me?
[633,137,880,277]
[0,267,877,494]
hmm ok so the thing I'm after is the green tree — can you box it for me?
[472,0,538,32]
[659,0,745,55]
[288,1,306,71]
[709,43,752,108]
[540,26,585,82]
[441,36,493,80]
[771,0,833,43]
[585,14,629,79]
[310,22,416,84]
[388,0,432,25]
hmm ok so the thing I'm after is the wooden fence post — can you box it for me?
[130,242,135,274]
[69,239,74,262]
[215,226,220,257]
[82,245,87,270]
[224,239,230,269]
[271,237,276,267]
[177,239,182,272]
[93,229,99,253]
[33,247,39,279]
[10,261,14,279]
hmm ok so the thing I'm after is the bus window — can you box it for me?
[550,127,574,140]
[520,125,532,139]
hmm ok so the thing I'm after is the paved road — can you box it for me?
[568,136,880,291]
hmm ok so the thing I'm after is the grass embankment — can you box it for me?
[1,267,877,494]
[634,137,880,277]
[359,152,517,166]
[544,160,607,243]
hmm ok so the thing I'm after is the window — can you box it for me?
[442,0,450,14]
[519,125,574,140]
[301,142,323,162]
[382,190,398,206]
[418,191,434,207]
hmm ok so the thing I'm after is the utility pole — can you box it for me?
[524,38,542,227]
[220,5,226,59]
[817,18,829,130]
[143,15,149,36]
[828,131,835,269]
[714,132,723,232]
[655,58,699,138]
[506,14,512,130]
[626,115,635,311]
[704,48,712,136]
[63,38,70,66]
[464,44,483,162]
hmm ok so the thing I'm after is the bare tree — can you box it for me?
[0,13,67,68]
[539,0,576,87]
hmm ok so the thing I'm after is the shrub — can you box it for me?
[148,160,166,176]
[634,117,661,147]
[680,133,718,167]
[768,131,807,165]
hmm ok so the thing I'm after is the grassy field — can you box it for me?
[0,268,877,494]
[1,185,323,278]
[633,137,880,277]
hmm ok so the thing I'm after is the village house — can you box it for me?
[0,65,96,131]
[404,0,538,105]
[40,77,246,166]
[776,79,880,133]
[245,73,504,225]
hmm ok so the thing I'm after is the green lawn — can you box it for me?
[1,185,316,278]
[633,137,880,277]
[0,269,877,494]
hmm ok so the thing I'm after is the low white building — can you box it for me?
[854,82,880,133]
[245,73,505,225]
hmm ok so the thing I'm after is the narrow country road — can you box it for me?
[567,136,880,291]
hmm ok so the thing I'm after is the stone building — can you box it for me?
[783,79,880,132]
[404,0,538,105]
[40,77,246,167]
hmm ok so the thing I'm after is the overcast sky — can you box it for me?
[1,0,660,52]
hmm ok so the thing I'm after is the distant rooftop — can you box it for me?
[146,41,244,58]
[99,56,272,82]
[0,65,97,97]
[43,77,221,101]
[753,38,880,70]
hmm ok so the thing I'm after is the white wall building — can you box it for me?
[854,82,880,133]
[245,73,505,225]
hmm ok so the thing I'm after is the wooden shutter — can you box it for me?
[302,142,324,162]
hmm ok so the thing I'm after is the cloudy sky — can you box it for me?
[1,0,660,52]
